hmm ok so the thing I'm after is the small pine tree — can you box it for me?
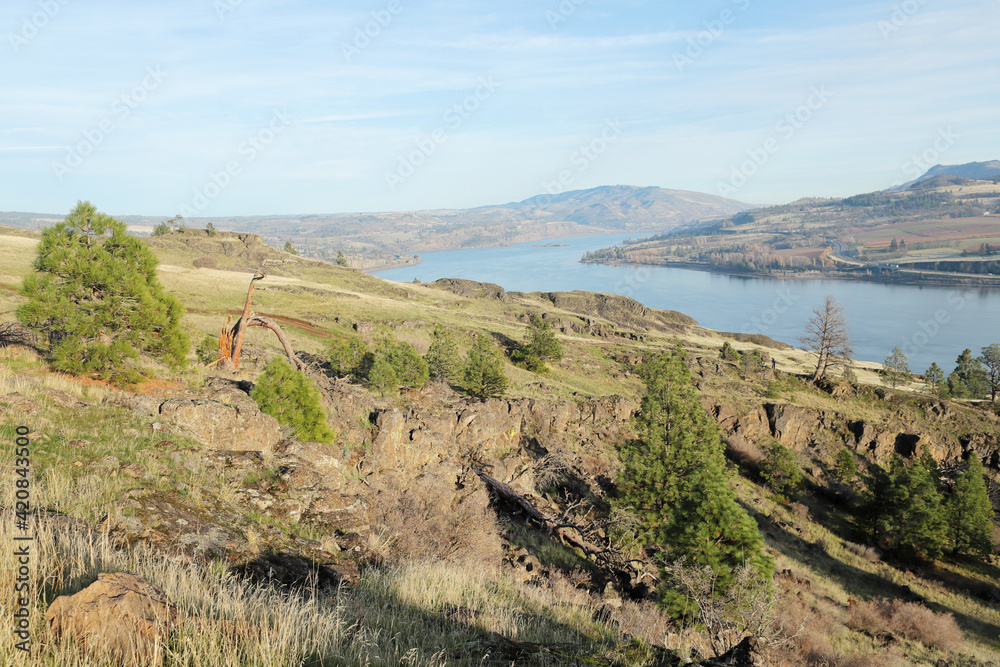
[327,335,368,379]
[18,201,189,383]
[425,325,461,382]
[367,354,399,397]
[385,340,429,388]
[832,448,857,484]
[925,362,945,394]
[251,358,335,443]
[205,222,216,237]
[283,241,297,255]
[463,334,508,399]
[152,221,171,236]
[759,440,802,498]
[946,455,994,560]
[336,251,348,267]
[511,315,563,373]
[881,347,911,388]
[859,464,894,543]
[196,334,219,365]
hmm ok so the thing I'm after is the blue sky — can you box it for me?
[1,0,998,216]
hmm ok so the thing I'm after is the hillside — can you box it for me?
[583,177,1000,286]
[1,185,749,270]
[2,226,999,666]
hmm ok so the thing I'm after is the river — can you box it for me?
[372,234,1000,373]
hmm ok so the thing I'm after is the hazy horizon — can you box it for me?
[2,0,998,217]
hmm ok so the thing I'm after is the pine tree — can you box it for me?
[385,340,429,388]
[951,349,988,399]
[980,343,1000,403]
[18,201,189,383]
[925,362,945,394]
[205,222,217,237]
[367,355,399,397]
[283,241,297,255]
[251,357,335,443]
[615,349,771,594]
[946,455,994,560]
[425,325,461,381]
[881,346,912,388]
[462,334,508,399]
[882,456,947,562]
[327,335,368,379]
[759,440,802,498]
[511,314,563,373]
[833,448,857,484]
[336,251,348,267]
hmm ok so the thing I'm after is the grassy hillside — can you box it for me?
[1,226,999,666]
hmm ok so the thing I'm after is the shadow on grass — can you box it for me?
[750,507,1000,649]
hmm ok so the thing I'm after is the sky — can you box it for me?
[1,0,998,217]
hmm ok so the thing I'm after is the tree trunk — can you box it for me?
[247,315,306,371]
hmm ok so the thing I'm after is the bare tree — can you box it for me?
[801,295,852,382]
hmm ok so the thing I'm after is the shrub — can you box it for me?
[759,440,802,498]
[720,341,741,362]
[327,335,368,379]
[195,335,218,365]
[192,256,217,269]
[846,599,963,652]
[250,358,335,443]
[724,434,765,468]
[765,381,782,398]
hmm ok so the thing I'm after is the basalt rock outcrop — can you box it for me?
[713,398,1000,470]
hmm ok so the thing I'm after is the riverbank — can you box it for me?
[579,258,1000,289]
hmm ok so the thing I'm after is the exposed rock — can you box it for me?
[765,403,820,450]
[430,277,507,301]
[0,392,41,416]
[158,398,281,451]
[46,572,178,666]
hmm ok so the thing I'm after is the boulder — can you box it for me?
[158,398,281,451]
[46,573,178,666]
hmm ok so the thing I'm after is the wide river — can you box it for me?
[373,234,1000,373]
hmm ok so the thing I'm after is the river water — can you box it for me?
[372,234,1000,373]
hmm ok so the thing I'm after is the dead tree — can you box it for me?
[213,270,306,371]
[800,295,853,382]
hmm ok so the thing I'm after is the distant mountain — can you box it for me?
[0,186,750,268]
[897,160,1000,190]
[485,185,749,230]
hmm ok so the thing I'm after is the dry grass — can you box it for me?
[846,598,965,653]
[366,473,504,569]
